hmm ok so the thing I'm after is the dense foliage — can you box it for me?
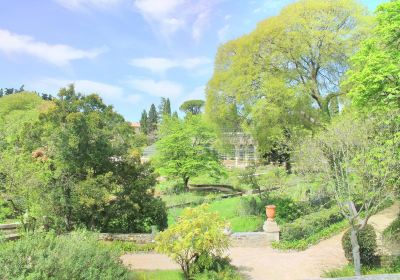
[156,205,230,280]
[205,0,370,160]
[0,87,167,233]
[342,225,378,267]
[0,231,130,280]
[280,206,343,241]
[154,115,225,190]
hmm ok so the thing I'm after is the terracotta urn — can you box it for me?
[266,205,276,221]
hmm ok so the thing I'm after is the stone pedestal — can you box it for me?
[263,220,280,242]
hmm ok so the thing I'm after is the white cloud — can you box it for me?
[28,78,141,105]
[192,11,210,41]
[134,0,185,36]
[134,0,222,40]
[130,56,211,73]
[127,78,183,98]
[54,0,124,10]
[0,29,105,67]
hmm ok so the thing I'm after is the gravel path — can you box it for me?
[121,202,399,280]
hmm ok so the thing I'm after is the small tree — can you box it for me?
[153,115,225,190]
[155,205,229,279]
[296,113,398,276]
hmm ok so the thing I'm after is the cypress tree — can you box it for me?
[148,104,158,133]
[140,110,148,134]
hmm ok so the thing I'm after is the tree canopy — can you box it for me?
[347,0,400,110]
[205,0,370,157]
[179,100,205,115]
[0,86,167,233]
[153,115,225,190]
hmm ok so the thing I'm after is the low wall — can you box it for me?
[316,275,400,280]
[0,223,20,240]
[98,231,275,247]
[98,233,154,244]
[229,232,271,247]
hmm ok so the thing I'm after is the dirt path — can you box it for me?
[121,202,399,280]
[230,202,399,280]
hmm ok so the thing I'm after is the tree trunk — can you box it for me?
[350,227,362,276]
[183,177,190,191]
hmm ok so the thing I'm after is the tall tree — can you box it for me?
[179,100,205,115]
[140,110,148,135]
[0,87,167,233]
[164,98,171,116]
[346,0,400,110]
[205,0,369,156]
[153,115,225,190]
[148,103,158,133]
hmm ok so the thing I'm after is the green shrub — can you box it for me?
[239,196,310,224]
[280,206,343,241]
[273,220,348,250]
[387,256,400,273]
[193,256,242,280]
[193,268,242,280]
[0,231,130,280]
[342,224,378,267]
[0,198,12,223]
[383,215,400,242]
[156,205,229,280]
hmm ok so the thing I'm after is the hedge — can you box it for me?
[280,206,344,241]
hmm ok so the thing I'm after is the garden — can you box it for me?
[1,0,400,279]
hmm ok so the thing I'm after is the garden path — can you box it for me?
[121,202,399,280]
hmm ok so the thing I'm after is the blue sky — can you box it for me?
[0,0,385,121]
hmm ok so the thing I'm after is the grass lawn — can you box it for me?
[168,196,264,232]
[131,270,183,280]
[322,264,400,278]
[162,192,221,208]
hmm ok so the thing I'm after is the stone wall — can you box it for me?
[229,232,271,247]
[98,233,154,244]
[315,275,400,280]
[0,223,20,240]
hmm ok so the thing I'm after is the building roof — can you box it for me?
[130,122,141,128]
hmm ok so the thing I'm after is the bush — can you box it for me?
[383,215,400,242]
[0,231,130,280]
[342,224,378,267]
[156,205,229,280]
[193,256,242,280]
[273,220,348,251]
[0,198,12,223]
[193,268,242,280]
[280,206,343,241]
[239,196,310,224]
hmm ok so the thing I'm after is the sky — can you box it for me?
[0,0,386,121]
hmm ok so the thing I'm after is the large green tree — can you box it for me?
[347,0,399,110]
[153,115,225,190]
[206,0,369,157]
[0,87,167,233]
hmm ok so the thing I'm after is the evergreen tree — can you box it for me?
[148,104,158,133]
[140,110,148,134]
[172,111,179,119]
[165,98,171,116]
[159,97,172,118]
